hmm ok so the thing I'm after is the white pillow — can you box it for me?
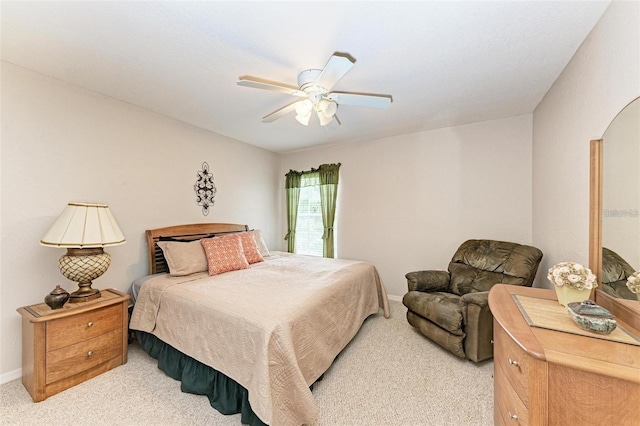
[253,229,271,257]
[156,240,208,276]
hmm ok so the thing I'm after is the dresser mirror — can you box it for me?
[590,96,640,331]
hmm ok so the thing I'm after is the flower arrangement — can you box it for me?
[547,262,597,291]
[626,271,640,294]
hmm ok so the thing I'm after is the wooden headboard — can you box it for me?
[145,223,249,275]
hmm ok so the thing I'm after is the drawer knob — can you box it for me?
[87,321,94,327]
[508,358,519,366]
[508,412,518,420]
[87,350,94,357]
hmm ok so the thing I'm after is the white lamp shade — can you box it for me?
[294,99,313,116]
[41,202,126,248]
[317,110,334,126]
[319,99,337,117]
[317,99,338,126]
[294,99,312,125]
[295,113,311,125]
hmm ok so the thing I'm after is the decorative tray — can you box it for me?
[512,294,640,346]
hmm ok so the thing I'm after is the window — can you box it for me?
[294,184,324,256]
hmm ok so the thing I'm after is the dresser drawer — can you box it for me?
[495,359,528,425]
[46,304,122,352]
[46,328,122,384]
[494,324,531,406]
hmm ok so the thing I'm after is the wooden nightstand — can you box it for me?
[17,288,130,402]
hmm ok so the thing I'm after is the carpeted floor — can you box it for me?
[0,301,494,425]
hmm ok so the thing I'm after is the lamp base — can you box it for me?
[59,248,109,303]
[69,286,101,303]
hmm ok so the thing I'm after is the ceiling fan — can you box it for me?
[237,52,392,127]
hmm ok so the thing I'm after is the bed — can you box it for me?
[129,223,390,426]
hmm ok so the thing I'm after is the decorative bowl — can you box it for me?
[567,300,617,335]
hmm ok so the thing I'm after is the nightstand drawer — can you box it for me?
[494,324,530,406]
[46,304,122,352]
[46,328,122,384]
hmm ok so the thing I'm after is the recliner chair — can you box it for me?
[403,239,543,362]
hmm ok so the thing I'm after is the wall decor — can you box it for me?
[194,162,216,216]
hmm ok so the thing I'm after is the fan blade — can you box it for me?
[261,100,301,123]
[314,53,355,91]
[327,92,392,109]
[238,76,306,97]
[325,114,341,129]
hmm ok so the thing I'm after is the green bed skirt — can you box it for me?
[135,331,267,426]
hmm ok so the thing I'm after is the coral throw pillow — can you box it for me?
[201,234,250,275]
[239,231,265,264]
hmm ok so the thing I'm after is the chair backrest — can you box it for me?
[448,239,543,296]
[601,247,636,299]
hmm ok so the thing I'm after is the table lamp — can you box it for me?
[40,202,126,302]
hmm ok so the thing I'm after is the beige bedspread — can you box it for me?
[129,252,390,425]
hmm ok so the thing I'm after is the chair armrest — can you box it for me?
[459,291,490,309]
[405,270,450,292]
[460,291,494,363]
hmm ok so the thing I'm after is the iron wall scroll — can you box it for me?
[194,162,217,216]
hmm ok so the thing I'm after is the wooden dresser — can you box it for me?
[489,285,640,425]
[17,288,130,402]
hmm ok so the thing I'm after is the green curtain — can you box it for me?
[318,163,341,258]
[284,170,302,253]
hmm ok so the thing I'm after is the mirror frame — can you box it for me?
[590,132,640,332]
[589,139,602,290]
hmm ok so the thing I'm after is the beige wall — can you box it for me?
[532,0,640,288]
[280,114,534,299]
[0,62,280,380]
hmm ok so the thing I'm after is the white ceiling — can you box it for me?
[1,1,610,153]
